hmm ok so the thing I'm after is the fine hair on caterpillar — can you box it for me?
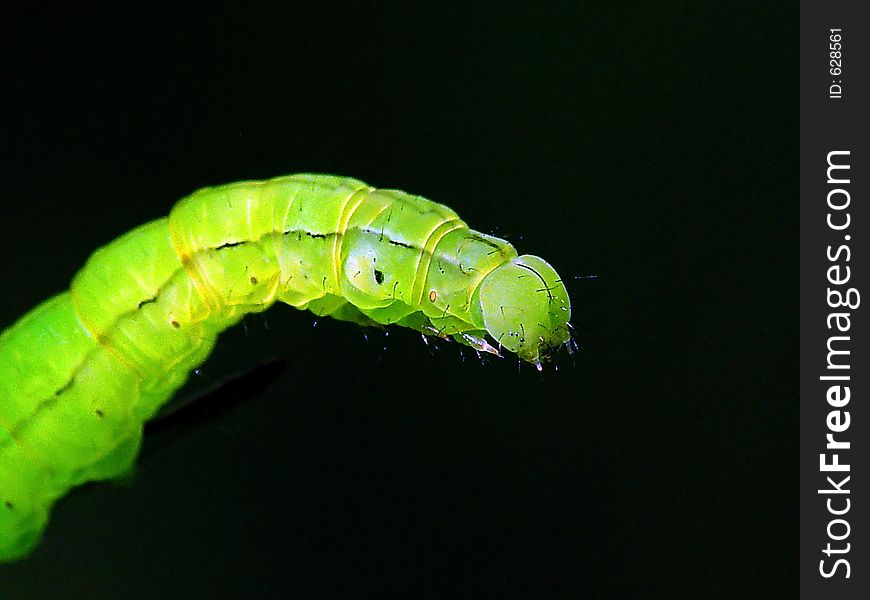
[0,173,572,561]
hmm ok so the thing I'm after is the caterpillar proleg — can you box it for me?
[0,174,571,561]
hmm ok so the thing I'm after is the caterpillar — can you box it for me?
[0,174,571,561]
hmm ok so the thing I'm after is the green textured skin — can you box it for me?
[0,174,570,561]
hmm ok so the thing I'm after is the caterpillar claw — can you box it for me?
[458,332,502,357]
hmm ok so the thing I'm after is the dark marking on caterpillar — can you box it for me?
[137,297,157,309]
[55,377,75,396]
[216,240,244,250]
[373,269,385,285]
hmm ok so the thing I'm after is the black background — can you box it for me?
[0,3,796,598]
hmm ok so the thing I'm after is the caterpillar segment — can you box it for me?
[0,174,571,561]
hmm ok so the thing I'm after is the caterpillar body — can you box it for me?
[0,174,571,561]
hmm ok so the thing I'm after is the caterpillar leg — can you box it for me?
[303,295,380,327]
[454,332,501,357]
[306,297,502,358]
[393,311,500,357]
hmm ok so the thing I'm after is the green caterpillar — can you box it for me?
[0,174,571,561]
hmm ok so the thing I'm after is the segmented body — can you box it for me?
[0,174,570,561]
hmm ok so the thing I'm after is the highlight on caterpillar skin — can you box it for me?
[0,174,571,561]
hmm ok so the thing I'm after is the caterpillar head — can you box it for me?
[475,255,572,366]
